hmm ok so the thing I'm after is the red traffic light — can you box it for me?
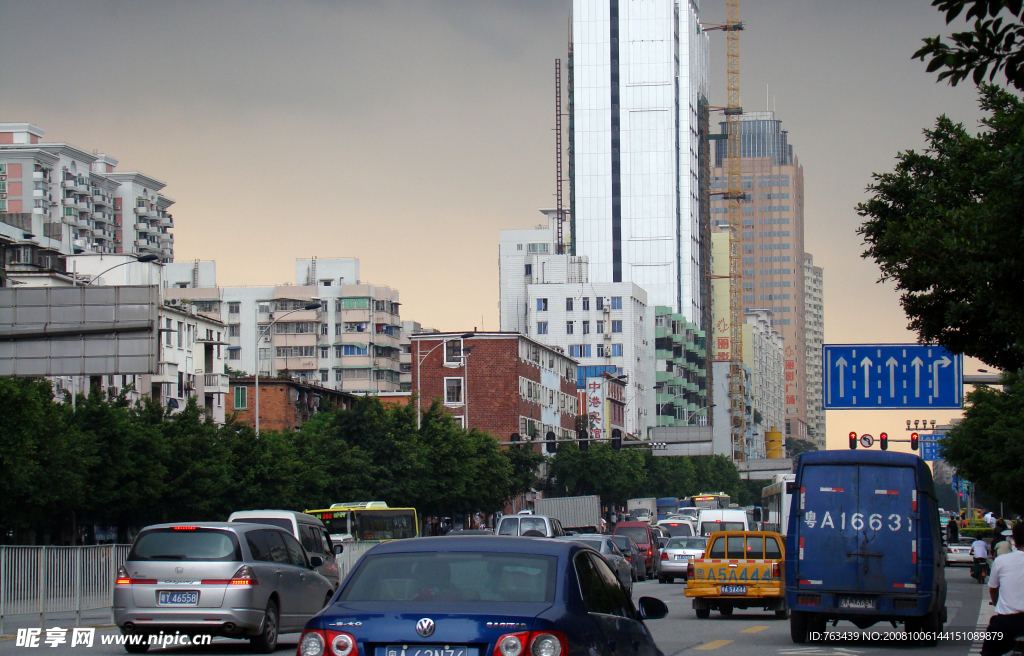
[849,431,857,450]
[911,432,919,451]
[880,432,888,451]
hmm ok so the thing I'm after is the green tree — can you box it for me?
[548,443,646,504]
[690,456,743,502]
[916,1,1024,91]
[940,371,1024,514]
[637,453,697,499]
[502,444,544,502]
[786,438,819,458]
[857,85,1024,371]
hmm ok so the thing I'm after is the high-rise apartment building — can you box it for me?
[570,0,710,323]
[803,253,825,448]
[711,111,810,441]
[0,123,175,267]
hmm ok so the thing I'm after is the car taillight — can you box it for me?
[771,563,780,579]
[299,630,326,656]
[229,565,258,586]
[172,526,198,531]
[298,630,355,656]
[687,561,694,578]
[116,565,155,585]
[330,632,355,656]
[660,552,668,561]
[495,633,527,656]
[494,632,567,656]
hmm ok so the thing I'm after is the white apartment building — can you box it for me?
[500,212,650,436]
[162,258,403,394]
[804,253,825,448]
[400,320,439,392]
[744,309,785,457]
[0,123,174,265]
[571,0,710,321]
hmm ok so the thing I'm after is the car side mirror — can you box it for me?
[309,555,324,568]
[637,596,668,620]
[333,544,344,555]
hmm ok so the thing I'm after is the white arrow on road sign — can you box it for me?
[860,356,872,398]
[886,357,898,397]
[836,356,848,398]
[911,357,924,397]
[933,355,951,398]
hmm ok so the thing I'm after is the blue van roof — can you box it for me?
[795,450,935,495]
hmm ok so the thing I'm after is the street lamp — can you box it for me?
[254,301,322,434]
[416,332,474,430]
[84,253,160,285]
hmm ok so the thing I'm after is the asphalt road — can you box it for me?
[0,565,986,656]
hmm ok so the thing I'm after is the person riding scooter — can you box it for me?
[974,536,992,583]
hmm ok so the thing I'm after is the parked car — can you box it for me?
[557,535,633,594]
[613,522,661,579]
[228,510,341,588]
[658,536,707,583]
[609,535,646,582]
[496,514,566,537]
[300,536,669,656]
[945,537,974,566]
[114,522,334,653]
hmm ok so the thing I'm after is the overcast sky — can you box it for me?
[0,1,991,450]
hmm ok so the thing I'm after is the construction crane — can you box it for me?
[705,1,745,461]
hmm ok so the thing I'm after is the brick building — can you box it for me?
[410,332,579,445]
[227,377,357,433]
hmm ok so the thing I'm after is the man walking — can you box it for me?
[982,522,1024,655]
[948,516,960,544]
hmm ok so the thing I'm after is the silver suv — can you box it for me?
[113,522,333,653]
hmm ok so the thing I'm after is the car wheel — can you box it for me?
[250,599,279,653]
[323,592,333,609]
[790,611,809,644]
[776,607,790,619]
[123,640,150,654]
[658,576,666,584]
[666,576,674,584]
[695,607,710,619]
[719,604,733,617]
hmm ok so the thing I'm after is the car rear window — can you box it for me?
[519,517,546,534]
[129,528,241,562]
[765,537,782,559]
[615,526,649,545]
[229,517,294,532]
[666,538,705,550]
[340,552,558,603]
[700,521,745,535]
[661,523,693,537]
[609,536,632,551]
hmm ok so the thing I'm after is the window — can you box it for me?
[228,349,241,361]
[611,344,623,357]
[275,346,316,357]
[596,297,604,311]
[566,298,574,311]
[258,302,270,314]
[574,552,614,615]
[259,347,270,360]
[537,298,548,311]
[321,323,328,335]
[342,298,370,310]
[320,347,329,358]
[445,377,464,405]
[335,370,343,382]
[566,321,574,335]
[537,322,548,335]
[176,322,183,347]
[611,297,622,310]
[596,320,604,333]
[527,243,549,254]
[343,345,368,356]
[582,297,590,311]
[611,320,622,333]
[445,339,463,364]
[344,322,367,333]
[228,324,240,337]
[525,264,532,276]
[568,345,592,358]
[228,302,240,314]
[582,321,590,335]
[234,386,247,409]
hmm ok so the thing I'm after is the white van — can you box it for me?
[228,510,341,588]
[696,509,749,536]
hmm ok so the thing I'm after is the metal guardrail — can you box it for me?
[0,545,132,634]
[0,542,378,635]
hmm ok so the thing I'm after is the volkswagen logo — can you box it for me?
[415,618,435,638]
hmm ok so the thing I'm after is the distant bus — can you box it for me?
[656,497,680,520]
[689,492,731,510]
[304,502,419,542]
[760,474,795,536]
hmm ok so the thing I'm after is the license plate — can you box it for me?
[839,597,876,610]
[386,646,471,656]
[721,585,746,594]
[675,554,692,560]
[158,591,198,606]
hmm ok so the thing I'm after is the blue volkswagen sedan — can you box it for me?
[298,536,668,656]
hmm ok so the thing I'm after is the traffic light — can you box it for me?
[849,431,857,450]
[611,429,622,451]
[911,432,919,451]
[880,432,888,451]
[578,428,589,452]
[545,431,557,454]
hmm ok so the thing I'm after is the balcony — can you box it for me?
[61,197,77,207]
[135,239,148,248]
[157,215,173,228]
[32,171,49,182]
[158,232,172,244]
[33,189,46,198]
[152,362,178,384]
[134,222,150,233]
[61,180,76,190]
[134,205,153,217]
[203,372,230,394]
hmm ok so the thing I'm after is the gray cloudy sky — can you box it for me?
[0,1,990,449]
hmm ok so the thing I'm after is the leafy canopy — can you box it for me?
[857,85,1024,371]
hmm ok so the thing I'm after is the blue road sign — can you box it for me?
[823,344,963,410]
[919,434,946,462]
[952,475,961,494]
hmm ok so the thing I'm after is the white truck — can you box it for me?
[534,495,603,532]
[627,498,658,523]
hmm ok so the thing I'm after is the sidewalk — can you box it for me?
[0,610,114,641]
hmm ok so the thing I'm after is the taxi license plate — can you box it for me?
[157,591,198,606]
[721,585,746,594]
[839,597,876,610]
[386,646,471,656]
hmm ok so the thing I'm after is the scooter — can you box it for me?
[972,557,990,584]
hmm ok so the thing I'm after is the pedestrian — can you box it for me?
[948,517,960,544]
[981,522,1024,655]
[987,511,998,529]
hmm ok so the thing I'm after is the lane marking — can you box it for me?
[740,625,769,633]
[695,640,733,650]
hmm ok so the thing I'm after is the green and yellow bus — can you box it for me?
[305,502,419,542]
